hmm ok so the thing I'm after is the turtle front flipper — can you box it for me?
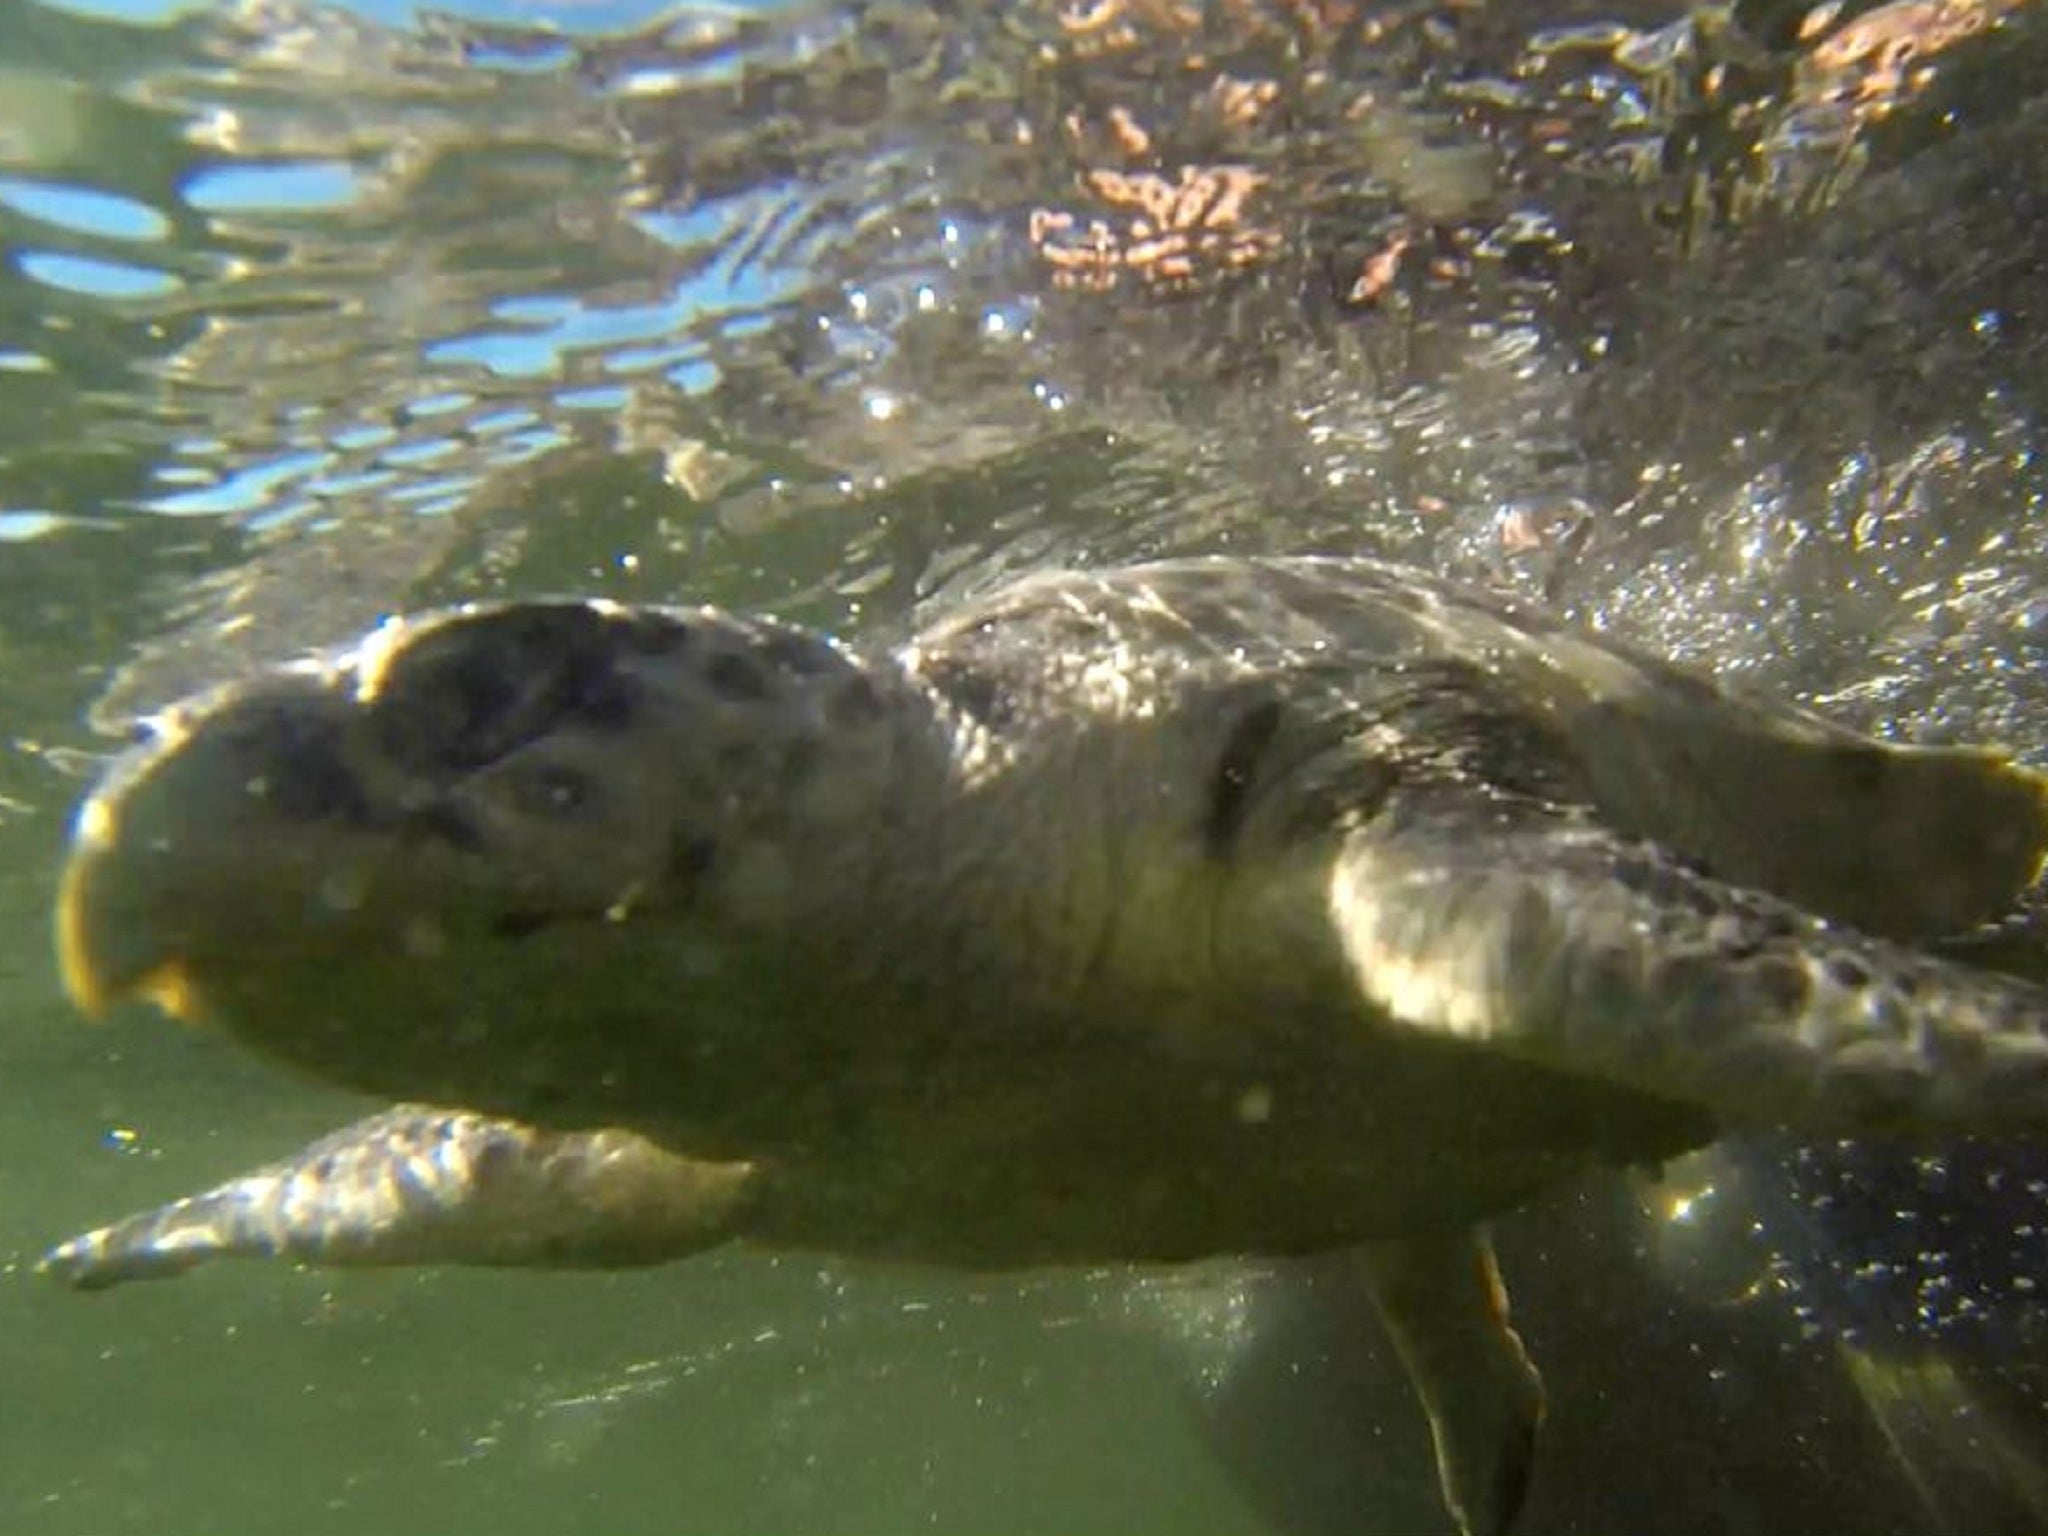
[1363,1230,1542,1536]
[44,1108,757,1290]
[1327,778,2048,1134]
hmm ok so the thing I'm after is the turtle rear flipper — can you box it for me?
[44,1108,755,1290]
[1364,1232,1543,1536]
[1329,779,2048,1134]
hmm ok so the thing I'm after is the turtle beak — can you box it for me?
[53,667,442,1032]
[50,680,356,1029]
[56,790,208,1024]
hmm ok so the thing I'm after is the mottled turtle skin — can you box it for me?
[48,557,2048,1536]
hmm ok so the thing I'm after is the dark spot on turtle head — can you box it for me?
[756,626,839,677]
[411,648,522,764]
[491,909,558,940]
[231,706,374,826]
[377,606,642,771]
[705,650,772,702]
[778,736,821,784]
[671,830,717,884]
[563,655,641,733]
[1204,699,1284,859]
[271,747,373,826]
[619,613,691,656]
[404,798,486,851]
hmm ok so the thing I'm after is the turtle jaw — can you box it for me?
[50,666,420,1038]
[54,698,343,1030]
[56,827,207,1024]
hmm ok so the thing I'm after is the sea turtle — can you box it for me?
[46,555,2048,1535]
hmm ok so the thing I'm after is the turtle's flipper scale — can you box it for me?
[44,1108,754,1289]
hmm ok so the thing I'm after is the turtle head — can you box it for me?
[57,600,930,1126]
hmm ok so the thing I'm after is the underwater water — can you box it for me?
[3,0,2048,1530]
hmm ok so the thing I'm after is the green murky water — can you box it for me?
[4,0,2048,1529]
